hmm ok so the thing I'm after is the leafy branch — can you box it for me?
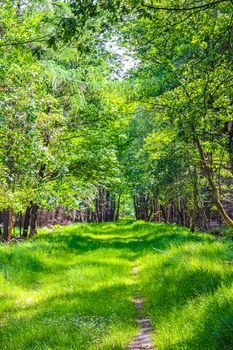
[141,0,229,11]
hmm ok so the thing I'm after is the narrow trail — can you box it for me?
[128,266,155,350]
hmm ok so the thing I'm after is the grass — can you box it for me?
[0,221,232,350]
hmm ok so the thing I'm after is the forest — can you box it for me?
[0,1,233,350]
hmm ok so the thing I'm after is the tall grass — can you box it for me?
[0,224,137,350]
[136,223,233,350]
[0,222,232,349]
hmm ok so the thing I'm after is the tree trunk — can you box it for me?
[9,206,14,238]
[23,205,31,237]
[133,196,138,219]
[115,193,121,221]
[2,209,9,241]
[0,211,2,236]
[160,205,167,223]
[190,171,199,232]
[195,135,233,228]
[29,204,38,236]
[19,212,23,236]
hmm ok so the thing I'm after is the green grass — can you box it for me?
[0,222,232,350]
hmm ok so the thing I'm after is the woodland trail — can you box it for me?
[0,222,232,350]
[129,266,155,350]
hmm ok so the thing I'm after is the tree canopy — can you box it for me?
[0,0,233,239]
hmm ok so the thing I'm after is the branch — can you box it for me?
[167,9,202,26]
[141,0,228,11]
[0,35,51,47]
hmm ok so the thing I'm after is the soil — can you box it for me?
[128,267,155,350]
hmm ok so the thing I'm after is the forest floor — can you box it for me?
[0,221,232,350]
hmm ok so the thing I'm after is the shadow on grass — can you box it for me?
[33,224,210,254]
[162,296,233,350]
[0,221,232,349]
[0,222,227,290]
[0,280,137,350]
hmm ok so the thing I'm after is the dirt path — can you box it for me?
[128,267,155,350]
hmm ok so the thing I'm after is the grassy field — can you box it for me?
[0,222,232,350]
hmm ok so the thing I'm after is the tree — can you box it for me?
[117,0,233,228]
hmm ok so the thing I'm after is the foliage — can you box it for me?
[0,0,233,233]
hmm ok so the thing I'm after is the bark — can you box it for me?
[29,204,38,236]
[195,135,233,228]
[8,207,14,238]
[149,195,156,221]
[133,196,138,219]
[19,212,23,236]
[0,211,2,236]
[190,171,199,232]
[160,205,167,223]
[87,208,91,223]
[133,194,152,220]
[115,193,121,221]
[167,203,172,223]
[224,121,233,175]
[2,209,9,241]
[23,205,31,237]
